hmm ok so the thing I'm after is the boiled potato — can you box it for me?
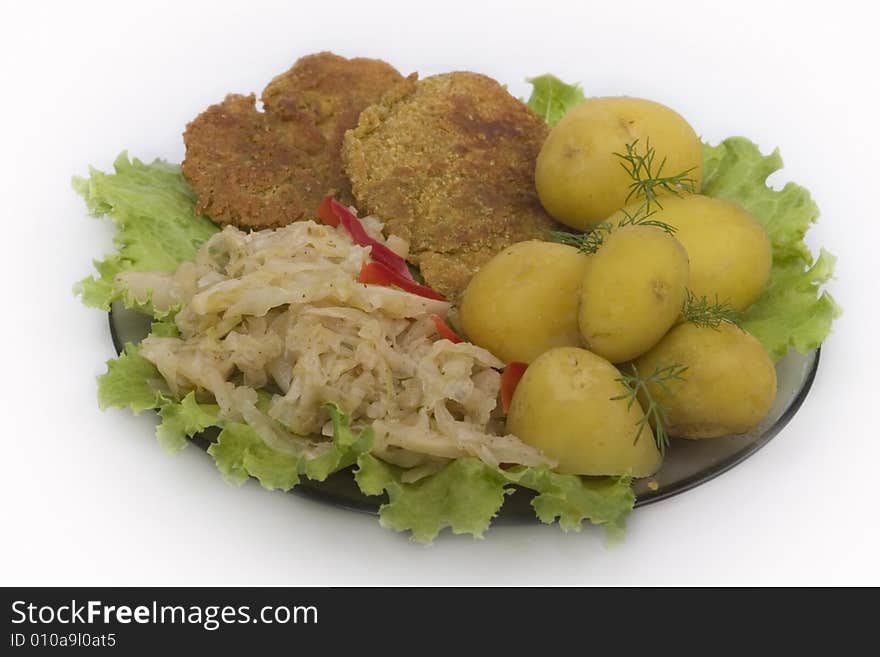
[634,323,777,439]
[507,347,662,477]
[579,225,689,363]
[459,241,587,363]
[608,195,772,310]
[535,96,703,229]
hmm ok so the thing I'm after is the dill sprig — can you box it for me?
[681,290,740,329]
[616,205,677,235]
[551,206,675,254]
[550,222,611,254]
[550,138,692,253]
[614,138,696,212]
[611,363,687,454]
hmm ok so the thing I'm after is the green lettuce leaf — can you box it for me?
[209,422,301,491]
[702,138,840,358]
[96,343,167,413]
[207,404,374,492]
[525,74,585,126]
[149,318,180,338]
[501,466,634,538]
[302,405,374,481]
[703,138,817,265]
[354,455,511,543]
[73,153,218,311]
[354,455,635,544]
[98,344,221,451]
[156,392,220,453]
[739,249,840,360]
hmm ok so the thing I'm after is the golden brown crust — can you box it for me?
[182,52,403,229]
[342,72,559,298]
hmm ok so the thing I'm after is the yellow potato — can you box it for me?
[579,225,689,363]
[634,323,777,439]
[535,96,703,229]
[608,195,772,310]
[507,347,662,477]
[459,241,587,363]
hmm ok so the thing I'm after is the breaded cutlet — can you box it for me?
[182,52,403,229]
[342,72,559,298]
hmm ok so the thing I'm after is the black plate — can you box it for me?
[109,303,819,516]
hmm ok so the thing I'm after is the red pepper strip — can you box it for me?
[359,261,446,301]
[317,196,340,227]
[500,362,528,414]
[318,197,415,282]
[430,314,462,343]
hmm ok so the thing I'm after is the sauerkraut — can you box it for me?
[120,218,553,477]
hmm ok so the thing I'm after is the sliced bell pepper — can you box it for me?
[316,196,341,227]
[358,261,446,301]
[500,362,528,414]
[318,197,415,282]
[430,314,462,343]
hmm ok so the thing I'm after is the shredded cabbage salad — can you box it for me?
[75,75,838,543]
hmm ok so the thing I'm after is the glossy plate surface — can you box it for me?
[110,303,819,516]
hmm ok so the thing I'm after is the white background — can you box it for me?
[1,0,877,586]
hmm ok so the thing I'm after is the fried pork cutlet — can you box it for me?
[342,72,559,298]
[182,52,403,229]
